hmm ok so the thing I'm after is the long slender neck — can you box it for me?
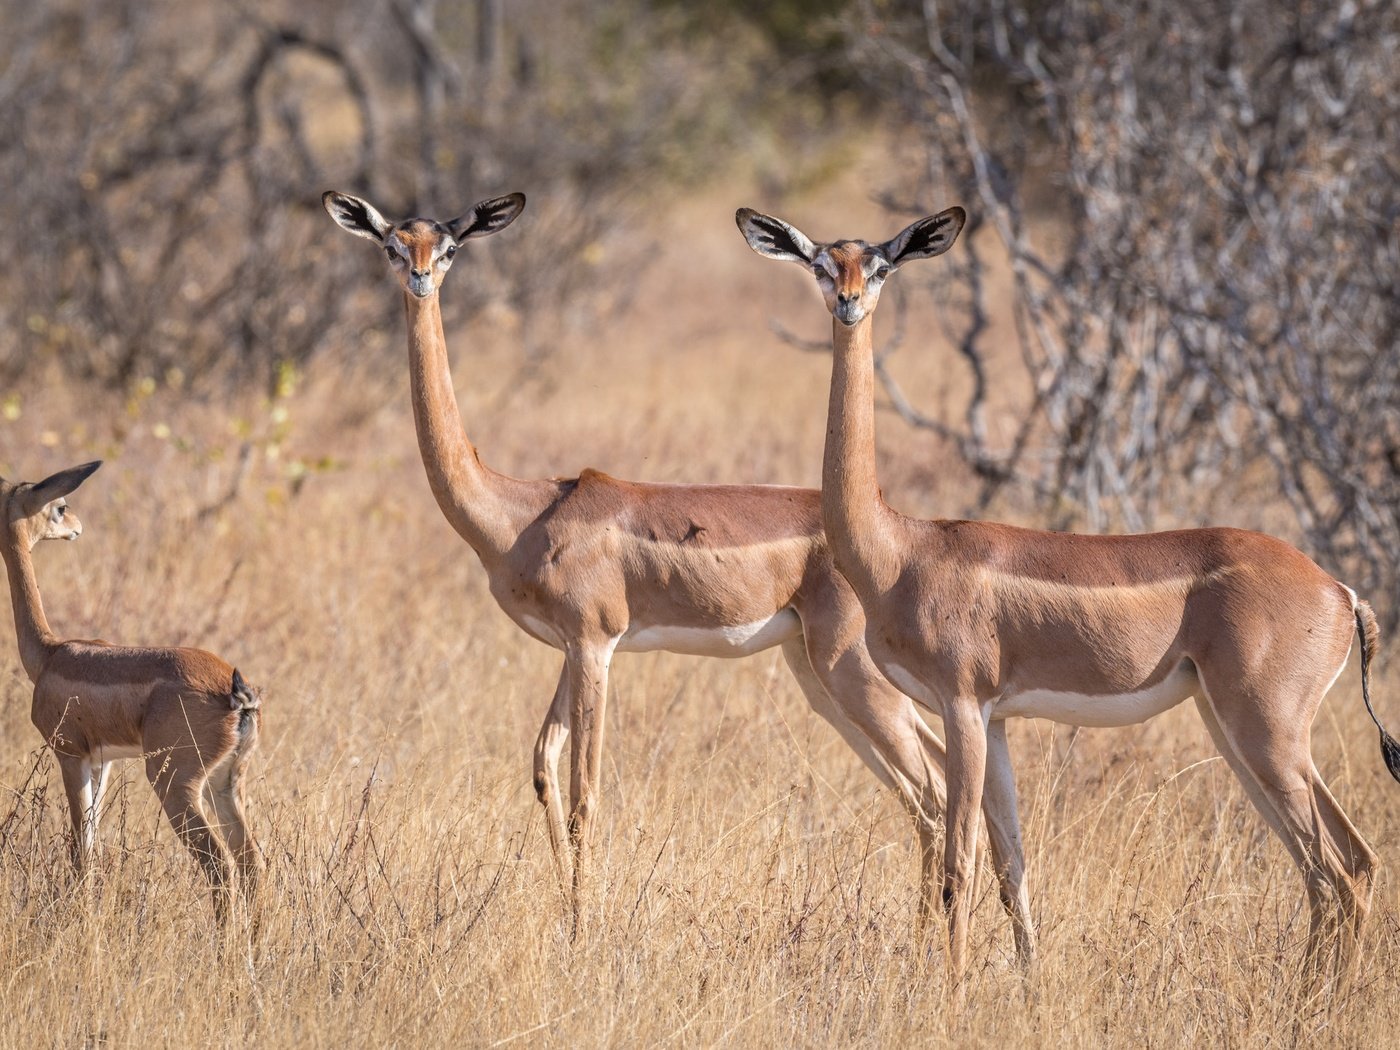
[1,539,57,683]
[822,314,902,595]
[403,290,533,564]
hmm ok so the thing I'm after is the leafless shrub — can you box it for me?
[848,0,1400,626]
[0,0,729,389]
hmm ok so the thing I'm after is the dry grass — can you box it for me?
[3,168,1400,1048]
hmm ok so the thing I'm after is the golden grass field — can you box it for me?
[3,165,1399,1048]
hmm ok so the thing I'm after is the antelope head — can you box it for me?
[323,191,527,299]
[0,461,101,551]
[736,207,966,326]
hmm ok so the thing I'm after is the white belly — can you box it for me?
[881,662,939,707]
[517,613,567,649]
[993,660,1199,727]
[90,743,144,763]
[618,610,802,657]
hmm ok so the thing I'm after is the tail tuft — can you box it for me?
[229,667,260,712]
[1381,730,1400,785]
[1355,601,1400,784]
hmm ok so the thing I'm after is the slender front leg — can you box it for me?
[533,659,574,898]
[983,719,1035,969]
[566,640,616,940]
[90,759,113,826]
[58,755,95,873]
[941,698,988,1004]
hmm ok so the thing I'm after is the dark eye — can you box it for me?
[384,246,397,260]
[874,266,890,280]
[444,245,457,259]
[55,506,66,517]
[812,266,830,280]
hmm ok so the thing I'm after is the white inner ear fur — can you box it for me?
[777,225,816,263]
[784,226,817,262]
[741,212,816,263]
[327,194,390,241]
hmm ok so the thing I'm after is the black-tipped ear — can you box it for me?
[881,207,966,265]
[736,208,818,265]
[448,193,526,241]
[322,191,392,243]
[22,460,101,514]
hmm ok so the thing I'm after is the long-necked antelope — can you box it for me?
[737,205,1400,991]
[0,461,263,928]
[321,189,1036,959]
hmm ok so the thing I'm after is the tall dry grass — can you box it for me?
[2,171,1399,1048]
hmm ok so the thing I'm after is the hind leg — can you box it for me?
[780,638,941,805]
[1307,765,1377,937]
[206,752,264,926]
[1193,695,1303,865]
[780,637,946,907]
[1197,678,1378,975]
[148,759,235,927]
[780,636,946,926]
[784,619,1036,969]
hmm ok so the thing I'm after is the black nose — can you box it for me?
[411,268,430,278]
[837,291,858,304]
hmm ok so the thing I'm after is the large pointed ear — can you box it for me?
[448,193,526,241]
[20,461,101,514]
[880,207,966,265]
[735,209,818,265]
[322,191,392,243]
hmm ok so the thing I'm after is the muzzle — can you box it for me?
[834,299,864,326]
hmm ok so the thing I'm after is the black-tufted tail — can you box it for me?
[1355,601,1400,784]
[230,668,259,711]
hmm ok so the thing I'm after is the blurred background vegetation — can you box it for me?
[0,0,1396,624]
